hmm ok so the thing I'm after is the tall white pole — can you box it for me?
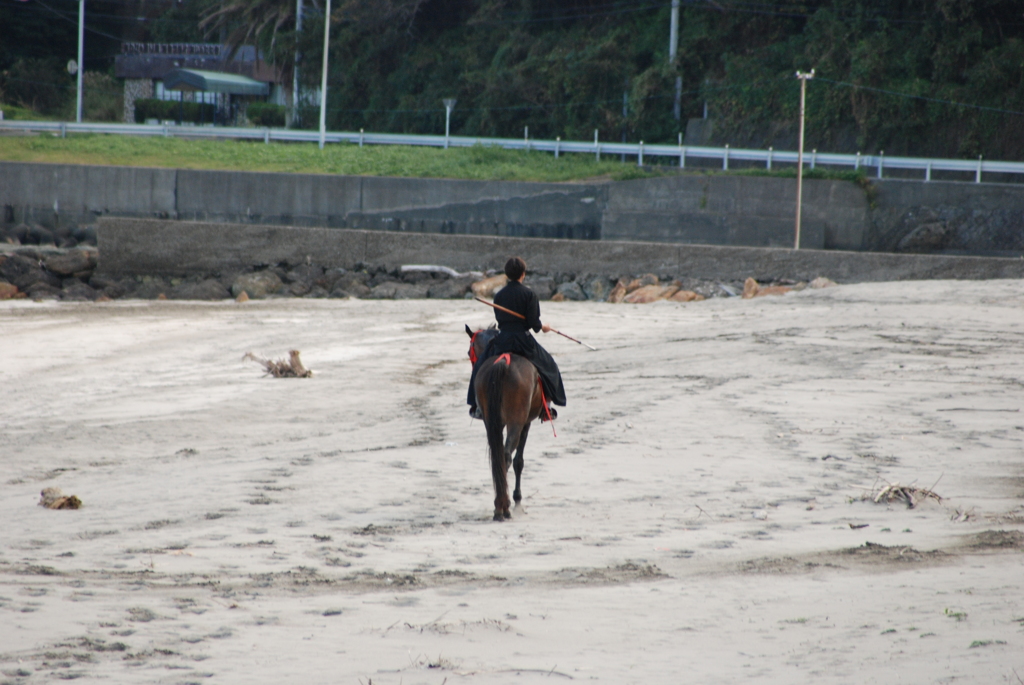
[669,0,681,121]
[76,0,84,123]
[442,98,456,149]
[318,0,330,150]
[292,0,303,124]
[794,69,814,250]
[669,0,679,59]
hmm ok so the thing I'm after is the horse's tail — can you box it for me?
[485,358,509,511]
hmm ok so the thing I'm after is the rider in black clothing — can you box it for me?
[467,257,567,419]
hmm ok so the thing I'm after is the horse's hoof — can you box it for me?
[493,512,504,522]
[502,509,511,519]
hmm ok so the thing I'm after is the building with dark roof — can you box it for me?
[114,43,286,124]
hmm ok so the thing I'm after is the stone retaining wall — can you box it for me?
[97,217,1024,284]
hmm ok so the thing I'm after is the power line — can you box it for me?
[19,0,127,41]
[815,76,1024,118]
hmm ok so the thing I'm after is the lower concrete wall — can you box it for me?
[1,161,603,238]
[344,187,604,240]
[98,217,1024,283]
[0,163,177,227]
[867,180,1024,254]
[602,175,870,250]
[6,161,1024,256]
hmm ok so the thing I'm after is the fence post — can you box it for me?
[555,136,560,159]
[877,150,884,179]
[524,126,529,152]
[926,161,931,182]
[976,155,983,183]
[855,151,860,171]
[264,128,270,144]
[60,122,66,138]
[360,128,364,148]
[680,146,686,169]
[767,146,773,170]
[595,129,600,162]
[811,149,816,170]
[723,144,729,171]
[638,141,644,166]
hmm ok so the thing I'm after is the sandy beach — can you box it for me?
[1,279,1022,684]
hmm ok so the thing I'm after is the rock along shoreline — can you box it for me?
[0,240,835,304]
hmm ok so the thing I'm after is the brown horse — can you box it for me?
[466,325,545,521]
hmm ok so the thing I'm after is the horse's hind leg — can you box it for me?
[500,425,523,519]
[512,422,530,505]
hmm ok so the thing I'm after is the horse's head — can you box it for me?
[465,324,497,365]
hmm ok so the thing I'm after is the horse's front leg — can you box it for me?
[512,421,530,505]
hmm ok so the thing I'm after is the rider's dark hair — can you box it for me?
[505,257,526,281]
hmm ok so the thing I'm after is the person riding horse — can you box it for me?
[467,257,566,419]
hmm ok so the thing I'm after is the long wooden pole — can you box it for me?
[474,297,596,350]
[795,69,814,249]
[475,295,524,319]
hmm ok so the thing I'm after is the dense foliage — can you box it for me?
[246,102,287,127]
[3,0,1024,159]
[134,98,216,124]
[278,0,1024,159]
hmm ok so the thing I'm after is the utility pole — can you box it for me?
[621,87,628,163]
[292,0,302,126]
[318,0,331,149]
[794,69,814,250]
[669,0,681,121]
[76,0,84,123]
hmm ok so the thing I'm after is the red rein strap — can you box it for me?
[540,382,557,436]
[468,331,480,365]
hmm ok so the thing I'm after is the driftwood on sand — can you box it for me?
[243,350,313,378]
[401,264,484,279]
[39,487,82,509]
[869,480,943,509]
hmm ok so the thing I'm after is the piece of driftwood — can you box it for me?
[870,481,942,509]
[400,264,484,279]
[243,350,312,378]
[39,487,82,509]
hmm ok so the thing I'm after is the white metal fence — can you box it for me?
[1,119,1020,183]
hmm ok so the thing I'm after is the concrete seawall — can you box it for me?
[5,161,1024,255]
[98,217,1024,283]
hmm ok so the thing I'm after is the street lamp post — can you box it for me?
[794,69,814,250]
[76,0,84,123]
[292,0,303,127]
[318,0,331,149]
[669,0,681,121]
[443,98,456,148]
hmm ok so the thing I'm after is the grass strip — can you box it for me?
[0,131,870,184]
[0,133,657,182]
